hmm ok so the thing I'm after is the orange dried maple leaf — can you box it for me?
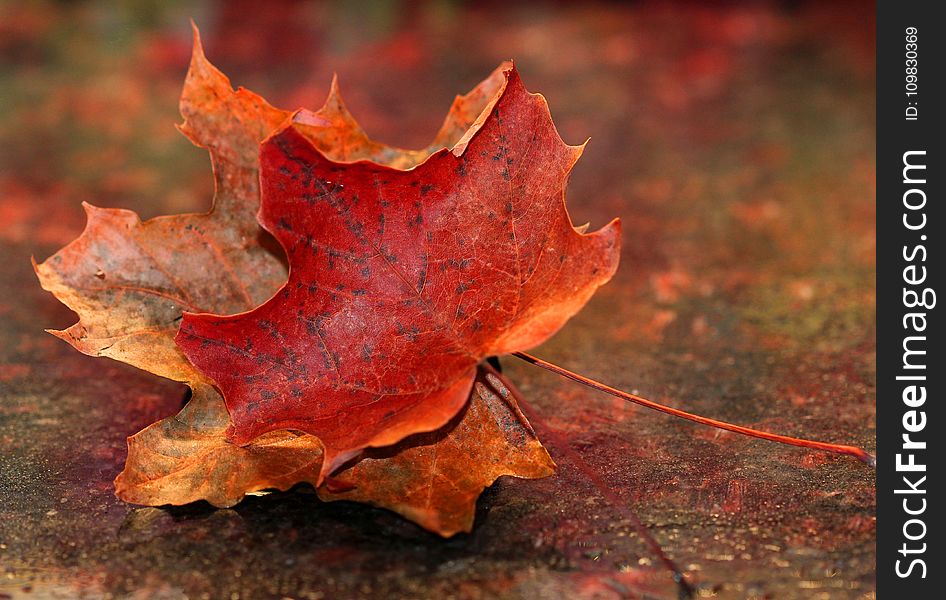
[36,26,564,534]
[176,64,621,480]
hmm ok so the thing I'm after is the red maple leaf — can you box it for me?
[177,65,621,479]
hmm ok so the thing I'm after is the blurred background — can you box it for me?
[1,1,874,599]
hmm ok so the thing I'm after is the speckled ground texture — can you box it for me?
[0,1,875,599]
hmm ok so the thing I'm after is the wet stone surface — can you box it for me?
[1,1,874,598]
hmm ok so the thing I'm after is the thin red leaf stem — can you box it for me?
[512,351,875,468]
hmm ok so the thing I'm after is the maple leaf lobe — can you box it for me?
[318,366,555,537]
[33,29,295,385]
[115,383,324,508]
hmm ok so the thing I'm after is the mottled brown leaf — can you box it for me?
[36,30,570,531]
